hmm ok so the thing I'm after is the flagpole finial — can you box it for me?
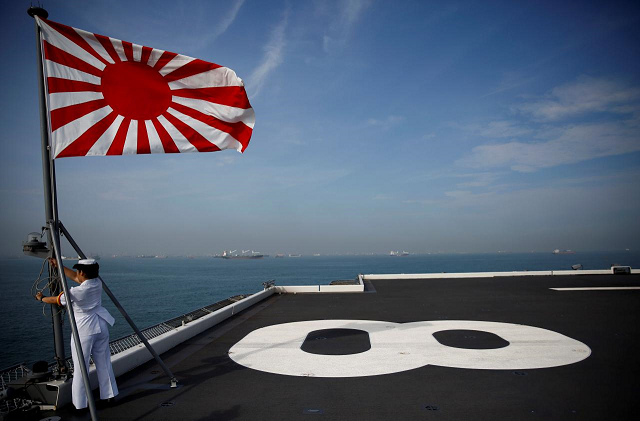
[27,6,49,19]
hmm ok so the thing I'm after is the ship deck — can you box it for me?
[42,273,640,420]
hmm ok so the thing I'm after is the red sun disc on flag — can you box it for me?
[101,62,171,120]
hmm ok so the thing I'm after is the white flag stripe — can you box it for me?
[156,115,198,153]
[45,60,102,85]
[132,43,143,62]
[51,105,113,157]
[110,38,128,62]
[158,54,196,76]
[86,114,125,156]
[38,19,106,71]
[167,67,244,90]
[145,121,166,154]
[122,120,138,154]
[49,91,104,111]
[166,107,241,151]
[77,30,115,65]
[171,96,256,128]
[146,48,165,67]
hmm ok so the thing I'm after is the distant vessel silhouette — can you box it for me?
[552,249,576,254]
[390,251,409,256]
[217,250,264,259]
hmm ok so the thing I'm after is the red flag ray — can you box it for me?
[93,33,122,63]
[171,86,252,109]
[50,99,108,132]
[161,111,221,152]
[44,41,103,77]
[122,41,134,62]
[172,96,255,128]
[37,17,253,158]
[140,46,153,65]
[57,111,118,158]
[163,59,222,83]
[170,102,251,152]
[151,118,181,153]
[110,38,130,62]
[85,115,125,155]
[106,118,132,155]
[137,120,151,154]
[155,115,200,152]
[158,55,195,76]
[47,78,101,93]
[41,19,111,67]
[153,51,178,71]
[146,48,166,68]
[143,120,169,153]
[53,106,113,154]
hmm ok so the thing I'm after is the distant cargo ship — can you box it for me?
[552,249,576,254]
[390,251,409,256]
[217,250,264,259]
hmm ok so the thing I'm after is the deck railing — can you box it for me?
[0,293,250,414]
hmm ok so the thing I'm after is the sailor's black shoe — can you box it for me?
[97,397,116,409]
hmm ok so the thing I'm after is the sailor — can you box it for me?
[36,258,119,409]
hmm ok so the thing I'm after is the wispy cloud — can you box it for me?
[480,72,538,98]
[514,75,640,121]
[454,172,504,188]
[458,76,640,172]
[459,121,640,172]
[323,0,372,53]
[75,0,246,53]
[177,0,247,51]
[247,8,289,97]
[211,0,246,40]
[470,120,533,139]
[365,115,405,129]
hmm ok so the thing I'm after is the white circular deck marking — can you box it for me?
[228,319,591,377]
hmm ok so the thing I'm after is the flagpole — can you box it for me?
[28,7,99,420]
[27,5,67,374]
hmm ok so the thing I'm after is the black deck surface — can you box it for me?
[41,274,640,420]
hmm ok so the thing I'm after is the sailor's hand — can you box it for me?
[35,292,43,301]
[48,257,57,268]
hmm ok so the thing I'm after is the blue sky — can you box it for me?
[1,0,639,256]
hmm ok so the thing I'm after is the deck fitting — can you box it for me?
[303,408,324,414]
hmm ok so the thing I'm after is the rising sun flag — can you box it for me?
[36,17,254,158]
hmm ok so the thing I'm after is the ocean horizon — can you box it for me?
[2,251,638,369]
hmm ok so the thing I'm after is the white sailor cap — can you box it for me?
[74,258,97,267]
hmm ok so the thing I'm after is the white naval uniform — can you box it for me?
[59,277,119,409]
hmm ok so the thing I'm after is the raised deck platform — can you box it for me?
[39,273,640,420]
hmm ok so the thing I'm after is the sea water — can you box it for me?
[1,251,638,369]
